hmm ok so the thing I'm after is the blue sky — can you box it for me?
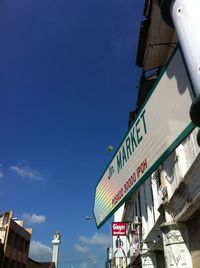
[0,0,144,267]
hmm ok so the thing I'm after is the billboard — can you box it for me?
[94,48,195,228]
[112,222,127,258]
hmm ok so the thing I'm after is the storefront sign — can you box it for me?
[112,222,127,258]
[112,222,126,236]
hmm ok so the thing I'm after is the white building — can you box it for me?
[109,0,200,267]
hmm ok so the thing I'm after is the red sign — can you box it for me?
[112,222,126,236]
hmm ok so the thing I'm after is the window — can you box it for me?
[138,191,142,217]
[4,257,10,268]
[134,203,138,217]
[19,237,24,252]
[14,234,19,249]
[7,230,14,246]
[155,169,161,189]
[25,240,30,254]
[17,262,21,268]
[11,259,16,268]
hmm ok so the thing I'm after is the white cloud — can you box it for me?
[80,263,88,268]
[22,213,46,224]
[79,233,110,246]
[29,241,52,259]
[79,256,98,268]
[74,243,90,254]
[10,165,43,181]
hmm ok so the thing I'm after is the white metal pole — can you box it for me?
[170,0,200,97]
[158,0,200,130]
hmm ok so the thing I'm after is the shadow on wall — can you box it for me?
[166,48,194,99]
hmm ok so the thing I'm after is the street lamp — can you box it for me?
[85,216,112,233]
[85,216,94,221]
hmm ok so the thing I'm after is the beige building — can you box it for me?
[0,211,32,268]
[27,258,55,268]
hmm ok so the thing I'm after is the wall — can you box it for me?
[187,210,200,268]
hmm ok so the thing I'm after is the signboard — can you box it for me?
[112,222,127,258]
[112,222,126,236]
[94,49,195,228]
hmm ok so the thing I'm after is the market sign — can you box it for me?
[94,49,195,228]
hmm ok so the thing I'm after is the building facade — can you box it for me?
[27,258,55,268]
[109,0,200,267]
[0,211,32,268]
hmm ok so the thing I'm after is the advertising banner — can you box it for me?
[94,49,195,228]
[112,222,127,258]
